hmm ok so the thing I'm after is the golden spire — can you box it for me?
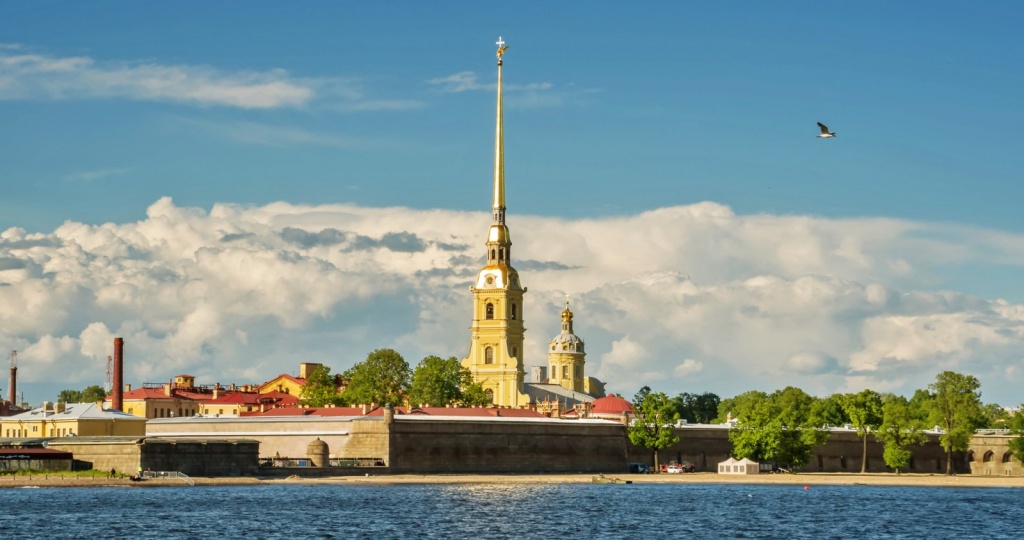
[493,36,507,224]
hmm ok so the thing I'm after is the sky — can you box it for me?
[2,2,1024,407]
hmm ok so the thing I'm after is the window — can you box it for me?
[490,249,496,260]
[562,365,569,378]
[575,366,581,378]
[511,304,517,320]
[484,347,494,364]
[486,303,494,319]
[484,389,494,403]
[512,346,517,357]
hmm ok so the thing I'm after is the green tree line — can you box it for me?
[299,348,491,408]
[628,370,1023,475]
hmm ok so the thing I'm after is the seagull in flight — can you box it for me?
[817,122,836,138]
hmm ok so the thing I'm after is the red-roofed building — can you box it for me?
[590,394,633,421]
[108,383,203,419]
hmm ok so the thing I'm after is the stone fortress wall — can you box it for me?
[137,413,1018,476]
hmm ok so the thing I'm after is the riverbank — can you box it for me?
[3,471,1023,489]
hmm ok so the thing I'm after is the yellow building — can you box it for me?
[1,402,146,438]
[461,39,531,408]
[111,383,203,419]
[547,300,586,393]
[257,362,321,396]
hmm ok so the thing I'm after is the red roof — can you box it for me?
[202,392,263,405]
[590,394,633,416]
[114,387,190,401]
[246,406,368,417]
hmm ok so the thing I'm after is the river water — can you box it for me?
[1,482,1021,539]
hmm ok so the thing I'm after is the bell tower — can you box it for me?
[547,298,586,393]
[462,37,530,407]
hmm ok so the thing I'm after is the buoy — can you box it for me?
[804,486,809,491]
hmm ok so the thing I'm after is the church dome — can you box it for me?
[590,394,633,416]
[549,300,584,352]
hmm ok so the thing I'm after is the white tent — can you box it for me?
[718,457,760,475]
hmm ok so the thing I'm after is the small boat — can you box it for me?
[592,474,632,485]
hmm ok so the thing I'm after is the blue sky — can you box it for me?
[2,3,1024,406]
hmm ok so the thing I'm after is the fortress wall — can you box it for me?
[968,434,1022,477]
[140,439,259,477]
[626,427,968,474]
[145,417,389,461]
[388,419,629,474]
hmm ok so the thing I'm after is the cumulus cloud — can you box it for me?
[0,46,420,111]
[3,198,1024,405]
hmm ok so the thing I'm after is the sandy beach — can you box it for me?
[4,472,1023,489]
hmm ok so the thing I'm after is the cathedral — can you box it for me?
[460,38,605,409]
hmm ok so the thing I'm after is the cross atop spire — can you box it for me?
[496,36,508,61]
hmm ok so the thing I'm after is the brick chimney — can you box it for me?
[8,350,16,406]
[111,338,124,411]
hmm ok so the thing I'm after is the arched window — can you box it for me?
[1003,452,1013,463]
[511,304,517,320]
[983,450,994,463]
[511,346,517,357]
[484,389,494,403]
[486,303,494,319]
[490,249,496,260]
[484,347,494,364]
[562,365,569,379]
[499,248,505,260]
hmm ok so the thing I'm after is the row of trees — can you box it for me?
[57,385,108,404]
[629,371,1024,475]
[301,348,491,408]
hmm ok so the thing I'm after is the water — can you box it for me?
[1,483,1021,539]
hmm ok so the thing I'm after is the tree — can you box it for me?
[811,393,850,428]
[81,385,108,403]
[628,387,680,472]
[340,348,412,406]
[977,403,1011,429]
[1008,408,1024,466]
[842,389,884,473]
[716,390,768,423]
[300,365,344,407]
[57,385,107,404]
[907,388,935,424]
[729,387,828,469]
[57,389,83,403]
[929,371,982,475]
[672,392,720,424]
[876,396,927,474]
[408,355,490,407]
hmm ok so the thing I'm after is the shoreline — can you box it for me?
[4,472,1023,489]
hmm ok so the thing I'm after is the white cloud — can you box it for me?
[63,167,130,182]
[0,46,417,111]
[427,70,564,108]
[3,198,1024,405]
[674,359,704,378]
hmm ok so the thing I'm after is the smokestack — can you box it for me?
[8,350,16,406]
[112,338,124,411]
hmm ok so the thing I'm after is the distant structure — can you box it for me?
[111,337,124,411]
[461,39,604,409]
[461,37,531,407]
[8,350,16,406]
